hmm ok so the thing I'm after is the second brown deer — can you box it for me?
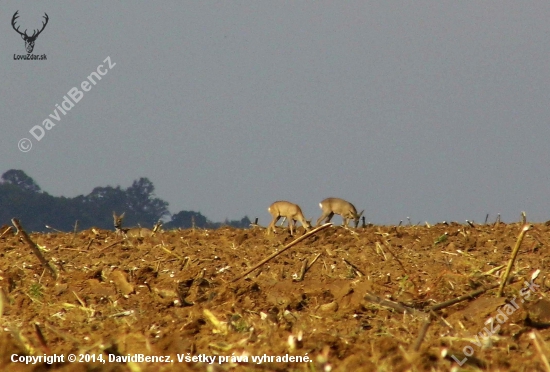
[113,212,162,238]
[316,198,363,228]
[267,201,311,236]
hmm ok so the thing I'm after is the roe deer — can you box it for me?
[316,198,364,228]
[267,201,311,236]
[113,212,162,238]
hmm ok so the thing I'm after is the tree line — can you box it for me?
[0,169,250,232]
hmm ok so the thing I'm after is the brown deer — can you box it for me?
[113,212,162,238]
[267,201,311,236]
[316,198,364,228]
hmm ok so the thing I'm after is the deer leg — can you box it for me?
[316,212,333,226]
[315,214,325,226]
[288,218,295,236]
[268,216,281,234]
[342,216,349,227]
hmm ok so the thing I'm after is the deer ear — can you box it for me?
[21,34,25,40]
[120,212,125,219]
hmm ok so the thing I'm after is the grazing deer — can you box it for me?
[316,198,364,228]
[113,212,162,238]
[267,201,311,236]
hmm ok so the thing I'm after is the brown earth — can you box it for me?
[0,220,549,371]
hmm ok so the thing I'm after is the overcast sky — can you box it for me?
[2,2,550,225]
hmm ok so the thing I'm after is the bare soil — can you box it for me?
[0,221,549,371]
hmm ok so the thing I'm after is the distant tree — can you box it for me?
[1,169,41,192]
[0,171,245,232]
[0,181,61,231]
[239,216,252,227]
[224,216,251,228]
[131,178,168,214]
[123,177,169,225]
[80,185,128,229]
[85,185,128,212]
[207,216,252,229]
[164,212,251,230]
[81,179,169,229]
[165,210,208,229]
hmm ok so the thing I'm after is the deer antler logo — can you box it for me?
[11,11,49,54]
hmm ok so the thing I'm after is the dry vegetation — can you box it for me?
[0,218,549,371]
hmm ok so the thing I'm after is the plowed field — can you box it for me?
[0,220,549,371]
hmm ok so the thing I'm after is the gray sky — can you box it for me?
[2,2,550,225]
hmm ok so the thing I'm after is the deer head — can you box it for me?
[12,11,49,53]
